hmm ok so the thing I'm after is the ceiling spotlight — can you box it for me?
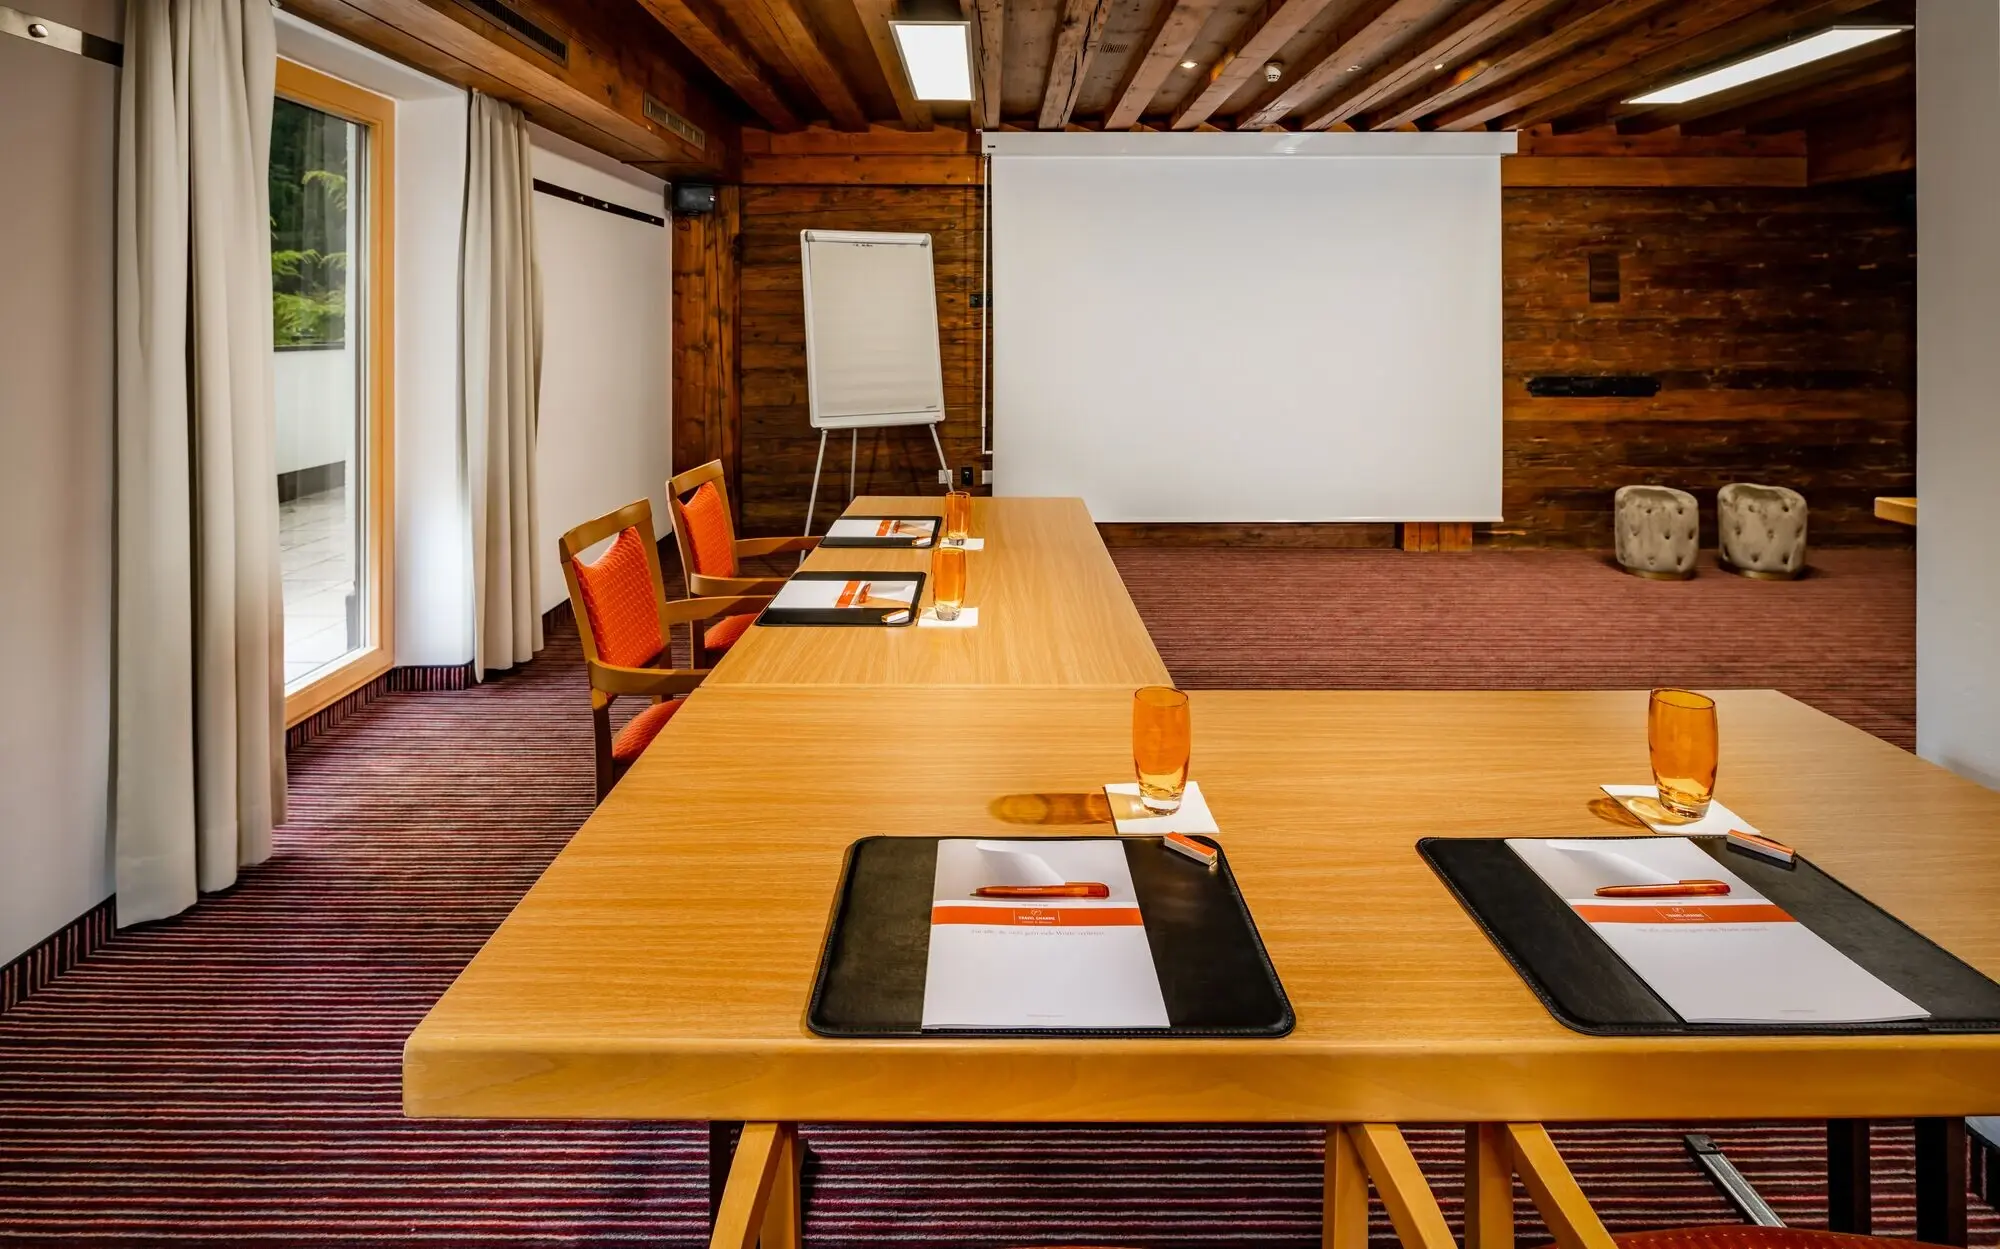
[1179,59,1197,69]
[1625,25,1908,106]
[1347,65,1360,72]
[1262,61,1283,83]
[888,0,975,101]
[1433,62,1445,71]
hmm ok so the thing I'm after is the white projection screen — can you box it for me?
[986,131,1515,522]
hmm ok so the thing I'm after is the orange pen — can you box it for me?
[1594,879,1732,898]
[973,883,1110,899]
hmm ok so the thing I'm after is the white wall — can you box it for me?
[275,14,472,668]
[0,0,122,963]
[530,127,675,606]
[1915,0,2000,786]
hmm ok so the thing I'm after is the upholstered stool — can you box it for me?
[1614,485,1699,579]
[1718,482,1807,579]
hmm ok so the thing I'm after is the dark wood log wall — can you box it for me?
[714,174,1915,546]
[736,183,989,535]
[1502,177,1915,548]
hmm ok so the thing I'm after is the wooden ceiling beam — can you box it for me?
[1278,0,1569,131]
[968,0,1004,130]
[739,0,871,130]
[852,0,934,129]
[632,0,803,131]
[1682,55,1909,135]
[1039,0,1117,129]
[1105,0,1225,130]
[1170,0,1342,130]
[1360,0,1671,130]
[1489,0,1886,132]
[1238,0,1474,131]
[1611,39,1908,135]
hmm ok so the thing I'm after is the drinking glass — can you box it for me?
[1133,686,1192,813]
[1649,688,1718,820]
[930,544,966,621]
[944,490,972,543]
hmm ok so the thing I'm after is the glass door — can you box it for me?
[272,60,394,722]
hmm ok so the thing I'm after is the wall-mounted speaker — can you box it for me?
[673,183,718,216]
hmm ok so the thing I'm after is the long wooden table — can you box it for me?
[702,496,1168,689]
[406,686,2000,1125]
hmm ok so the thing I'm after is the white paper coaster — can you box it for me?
[1102,780,1219,835]
[918,606,978,628]
[942,537,986,551]
[1600,784,1759,837]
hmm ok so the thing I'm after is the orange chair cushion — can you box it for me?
[703,611,755,654]
[610,697,683,763]
[573,527,664,669]
[682,482,739,579]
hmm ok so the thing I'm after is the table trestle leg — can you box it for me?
[1466,1123,1516,1249]
[707,1121,798,1249]
[1504,1123,1618,1249]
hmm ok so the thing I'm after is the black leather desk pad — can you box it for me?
[1420,836,2000,1036]
[755,570,926,628]
[818,515,943,549]
[807,835,1295,1038]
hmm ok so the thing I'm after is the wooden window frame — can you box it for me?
[276,58,397,727]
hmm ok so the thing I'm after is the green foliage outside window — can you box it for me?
[271,98,352,349]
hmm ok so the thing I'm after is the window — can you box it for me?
[272,60,394,724]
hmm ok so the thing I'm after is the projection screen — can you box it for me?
[986,131,1515,523]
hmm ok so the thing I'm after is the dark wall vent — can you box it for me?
[456,0,567,65]
[1526,375,1661,399]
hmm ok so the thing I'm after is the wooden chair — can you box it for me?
[558,500,767,801]
[664,461,818,667]
[1469,1122,1958,1249]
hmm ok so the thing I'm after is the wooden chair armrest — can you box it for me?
[688,573,789,597]
[735,535,819,558]
[662,594,772,627]
[587,662,707,700]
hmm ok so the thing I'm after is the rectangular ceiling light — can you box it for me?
[1625,26,1908,106]
[889,17,974,101]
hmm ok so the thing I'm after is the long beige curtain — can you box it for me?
[114,0,284,926]
[461,92,544,677]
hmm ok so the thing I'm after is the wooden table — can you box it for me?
[700,496,1169,690]
[406,686,2000,1126]
[1876,496,1917,526]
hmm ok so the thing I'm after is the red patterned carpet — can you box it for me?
[3,545,1979,1247]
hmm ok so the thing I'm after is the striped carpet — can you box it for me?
[4,545,1984,1247]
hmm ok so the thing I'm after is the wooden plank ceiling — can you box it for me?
[586,0,1911,145]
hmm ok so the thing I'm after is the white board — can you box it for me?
[800,229,946,431]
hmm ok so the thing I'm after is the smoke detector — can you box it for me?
[1262,61,1283,83]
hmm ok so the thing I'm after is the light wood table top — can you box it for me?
[699,496,1169,690]
[1876,496,1917,526]
[405,687,2000,1124]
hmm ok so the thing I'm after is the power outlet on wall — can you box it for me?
[981,469,993,485]
[936,469,952,486]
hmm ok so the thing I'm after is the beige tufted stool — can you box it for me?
[1614,485,1699,579]
[1718,482,1807,579]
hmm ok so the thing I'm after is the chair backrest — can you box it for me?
[665,459,740,583]
[559,500,674,682]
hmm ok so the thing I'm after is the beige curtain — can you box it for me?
[461,93,543,677]
[114,0,284,926]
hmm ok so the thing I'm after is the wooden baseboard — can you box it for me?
[1097,523,1397,549]
[1400,523,1475,552]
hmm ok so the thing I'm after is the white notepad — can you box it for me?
[826,516,937,543]
[1102,781,1219,835]
[1508,837,1928,1025]
[769,577,919,611]
[1600,784,1758,837]
[921,839,1169,1030]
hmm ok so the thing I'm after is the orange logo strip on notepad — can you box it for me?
[835,580,868,608]
[931,906,1145,927]
[1574,903,1794,924]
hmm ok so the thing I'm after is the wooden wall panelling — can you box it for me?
[673,186,743,521]
[1498,180,1914,548]
[1808,98,1916,184]
[736,183,989,535]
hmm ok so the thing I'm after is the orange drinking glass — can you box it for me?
[930,543,967,621]
[1133,686,1192,813]
[944,490,972,543]
[1649,688,1718,820]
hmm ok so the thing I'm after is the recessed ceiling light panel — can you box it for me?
[889,18,975,100]
[1625,26,1907,106]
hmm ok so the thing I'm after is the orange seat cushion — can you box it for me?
[682,482,739,579]
[703,611,755,654]
[610,697,683,763]
[572,527,664,669]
